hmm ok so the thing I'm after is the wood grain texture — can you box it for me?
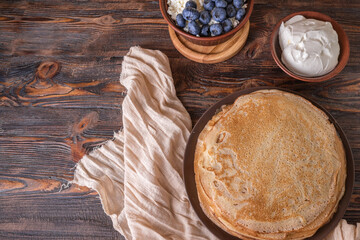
[0,0,359,239]
[169,21,250,64]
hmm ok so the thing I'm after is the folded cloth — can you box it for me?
[324,219,360,240]
[72,46,216,239]
[72,47,358,240]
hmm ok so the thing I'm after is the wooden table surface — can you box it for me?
[0,0,359,239]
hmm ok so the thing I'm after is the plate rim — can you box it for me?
[183,86,354,240]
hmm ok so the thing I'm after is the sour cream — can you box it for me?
[279,15,340,77]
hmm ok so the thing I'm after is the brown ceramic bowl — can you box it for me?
[270,11,350,82]
[159,0,254,46]
[184,86,354,240]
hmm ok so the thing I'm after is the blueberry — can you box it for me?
[182,7,200,21]
[215,0,227,8]
[210,23,223,36]
[235,8,245,21]
[203,0,215,11]
[176,14,186,28]
[185,0,197,9]
[226,4,236,18]
[201,24,210,36]
[199,10,211,25]
[233,0,243,9]
[222,18,232,32]
[212,7,227,22]
[188,20,200,35]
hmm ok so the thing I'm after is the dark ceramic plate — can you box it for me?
[183,86,354,240]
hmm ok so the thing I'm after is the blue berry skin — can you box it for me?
[226,4,236,18]
[222,18,232,32]
[200,24,210,36]
[210,23,223,36]
[182,7,200,21]
[215,0,227,8]
[188,20,200,35]
[212,7,227,22]
[176,14,186,28]
[233,0,243,9]
[199,10,211,25]
[235,8,245,21]
[203,0,215,11]
[185,0,197,9]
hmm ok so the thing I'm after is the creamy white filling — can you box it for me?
[167,0,204,20]
[279,15,340,77]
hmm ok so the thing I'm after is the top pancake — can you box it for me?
[194,89,346,240]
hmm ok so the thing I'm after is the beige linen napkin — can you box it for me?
[72,46,215,239]
[72,46,358,240]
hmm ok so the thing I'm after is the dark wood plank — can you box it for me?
[0,107,123,239]
[0,0,359,238]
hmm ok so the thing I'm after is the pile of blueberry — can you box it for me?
[175,0,245,37]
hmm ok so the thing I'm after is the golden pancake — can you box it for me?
[194,89,346,240]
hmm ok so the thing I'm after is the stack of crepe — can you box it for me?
[194,89,346,240]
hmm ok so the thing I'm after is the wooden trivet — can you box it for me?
[169,21,250,64]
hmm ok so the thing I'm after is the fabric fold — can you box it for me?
[73,46,215,240]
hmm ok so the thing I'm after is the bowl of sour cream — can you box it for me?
[270,11,350,82]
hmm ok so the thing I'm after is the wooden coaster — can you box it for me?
[169,21,250,64]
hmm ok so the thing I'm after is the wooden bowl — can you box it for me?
[270,11,350,82]
[159,0,254,46]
